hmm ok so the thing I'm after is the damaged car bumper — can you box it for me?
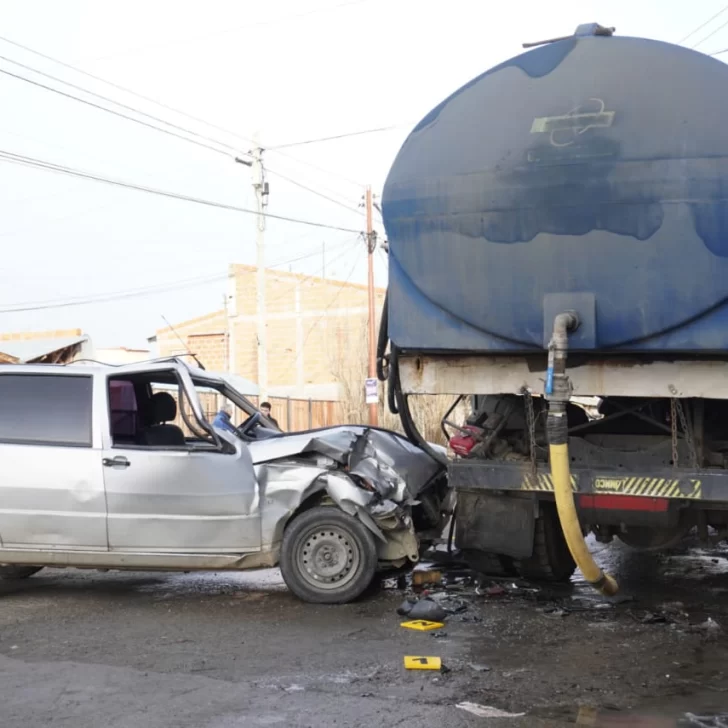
[248,427,450,568]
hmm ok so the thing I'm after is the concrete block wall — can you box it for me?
[155,264,385,395]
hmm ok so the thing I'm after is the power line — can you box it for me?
[266,240,361,307]
[0,34,379,192]
[679,4,728,44]
[0,149,362,234]
[268,147,365,189]
[0,65,240,159]
[692,16,728,49]
[709,45,728,55]
[266,166,364,215]
[0,54,247,159]
[267,124,411,150]
[0,272,228,313]
[0,34,257,151]
[283,253,362,378]
[0,242,358,314]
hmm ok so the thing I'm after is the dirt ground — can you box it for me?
[2,540,728,727]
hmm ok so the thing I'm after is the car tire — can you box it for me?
[280,506,378,604]
[0,566,44,580]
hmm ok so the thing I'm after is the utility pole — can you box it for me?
[365,186,379,426]
[236,138,269,403]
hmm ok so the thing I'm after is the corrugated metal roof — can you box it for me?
[0,335,88,363]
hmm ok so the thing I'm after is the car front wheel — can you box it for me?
[280,506,377,604]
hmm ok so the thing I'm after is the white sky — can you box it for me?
[0,0,723,347]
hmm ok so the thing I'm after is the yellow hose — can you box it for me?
[549,442,619,596]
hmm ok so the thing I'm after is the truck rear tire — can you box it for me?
[516,504,575,582]
[461,550,518,578]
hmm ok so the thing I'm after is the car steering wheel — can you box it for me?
[235,411,262,438]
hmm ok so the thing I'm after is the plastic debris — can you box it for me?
[698,617,722,632]
[407,598,448,622]
[397,598,417,616]
[456,702,525,718]
[468,663,492,672]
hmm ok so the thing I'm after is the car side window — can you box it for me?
[0,373,93,447]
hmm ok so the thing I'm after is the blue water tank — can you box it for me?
[382,29,728,354]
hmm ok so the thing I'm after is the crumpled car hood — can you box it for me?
[247,426,444,500]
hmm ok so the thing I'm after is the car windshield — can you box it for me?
[192,373,281,434]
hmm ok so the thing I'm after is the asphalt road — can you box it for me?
[2,541,728,727]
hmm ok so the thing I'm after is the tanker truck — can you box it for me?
[377,23,728,595]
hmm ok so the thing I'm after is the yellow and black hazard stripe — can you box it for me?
[522,473,578,492]
[592,476,702,499]
[520,474,702,499]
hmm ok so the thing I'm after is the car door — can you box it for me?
[100,365,261,554]
[0,370,108,551]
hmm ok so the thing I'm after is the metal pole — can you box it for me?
[365,186,379,426]
[251,138,269,402]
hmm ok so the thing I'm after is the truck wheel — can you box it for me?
[516,504,575,582]
[461,550,518,578]
[0,566,43,580]
[280,507,378,604]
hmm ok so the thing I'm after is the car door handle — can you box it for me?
[103,456,130,468]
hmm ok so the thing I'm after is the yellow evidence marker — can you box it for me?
[404,656,442,671]
[400,619,445,632]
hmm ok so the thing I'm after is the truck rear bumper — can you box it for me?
[449,460,725,502]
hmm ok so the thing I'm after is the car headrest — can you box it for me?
[151,391,177,424]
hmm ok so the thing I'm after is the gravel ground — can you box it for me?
[2,540,728,727]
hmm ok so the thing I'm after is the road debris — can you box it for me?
[467,663,492,673]
[403,656,442,671]
[406,598,447,622]
[412,565,443,587]
[456,702,525,718]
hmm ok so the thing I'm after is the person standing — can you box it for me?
[212,404,236,434]
[260,401,280,429]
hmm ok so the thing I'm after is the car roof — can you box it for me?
[0,356,222,380]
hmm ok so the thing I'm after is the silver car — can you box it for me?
[0,357,450,603]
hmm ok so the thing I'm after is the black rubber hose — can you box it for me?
[387,344,399,416]
[376,292,389,382]
[392,356,448,467]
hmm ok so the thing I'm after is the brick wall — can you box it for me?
[155,265,385,399]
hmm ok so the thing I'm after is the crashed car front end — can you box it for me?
[249,427,451,570]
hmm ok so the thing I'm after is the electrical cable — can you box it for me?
[0,54,246,158]
[0,66,240,158]
[0,149,362,233]
[0,34,393,192]
[679,4,728,44]
[0,34,257,150]
[692,16,728,49]
[266,166,364,215]
[281,253,362,379]
[0,241,356,313]
[0,272,228,313]
[267,124,411,150]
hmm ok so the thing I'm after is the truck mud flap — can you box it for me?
[455,491,535,560]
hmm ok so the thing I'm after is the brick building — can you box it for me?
[151,264,385,407]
